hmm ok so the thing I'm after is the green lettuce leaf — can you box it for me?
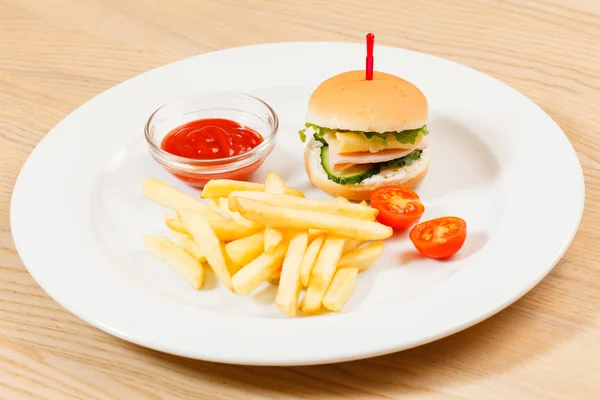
[313,132,328,145]
[298,128,307,142]
[318,148,423,185]
[299,123,428,146]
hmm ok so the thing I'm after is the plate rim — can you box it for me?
[10,41,585,365]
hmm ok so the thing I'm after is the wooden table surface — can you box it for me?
[1,0,599,398]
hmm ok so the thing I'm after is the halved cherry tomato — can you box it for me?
[370,186,425,230]
[409,217,467,259]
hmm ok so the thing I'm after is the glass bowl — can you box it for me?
[145,92,279,187]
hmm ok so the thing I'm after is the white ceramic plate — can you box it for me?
[11,42,584,366]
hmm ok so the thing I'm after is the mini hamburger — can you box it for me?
[299,70,429,201]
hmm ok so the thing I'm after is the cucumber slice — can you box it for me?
[320,146,379,185]
[379,150,422,168]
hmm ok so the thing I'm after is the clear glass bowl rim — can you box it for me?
[144,91,279,166]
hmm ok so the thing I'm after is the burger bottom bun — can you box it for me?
[304,138,430,201]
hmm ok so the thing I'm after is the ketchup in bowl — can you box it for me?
[145,92,279,188]
[161,118,264,160]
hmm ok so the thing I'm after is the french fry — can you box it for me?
[333,196,370,234]
[268,268,281,285]
[338,241,384,272]
[231,241,289,295]
[333,198,367,207]
[177,210,233,291]
[143,235,204,289]
[166,214,257,242]
[342,239,362,255]
[263,172,286,252]
[225,231,265,267]
[264,228,284,252]
[222,243,243,275]
[206,197,225,215]
[166,215,207,261]
[265,172,285,194]
[300,234,325,287]
[143,178,221,221]
[208,197,263,231]
[335,196,361,253]
[302,284,323,313]
[323,268,358,312]
[164,214,188,234]
[309,237,346,289]
[228,192,377,221]
[308,229,324,241]
[144,177,385,317]
[201,179,304,198]
[333,196,349,203]
[340,199,364,253]
[171,231,206,262]
[165,213,177,221]
[334,197,372,247]
[301,237,345,313]
[275,232,309,317]
[208,197,228,211]
[207,198,221,210]
[210,220,259,242]
[236,198,392,241]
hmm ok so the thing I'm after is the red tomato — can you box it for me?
[370,186,425,230]
[409,217,467,259]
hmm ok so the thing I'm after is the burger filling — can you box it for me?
[299,123,429,185]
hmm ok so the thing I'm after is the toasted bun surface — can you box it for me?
[306,70,428,133]
[304,138,429,201]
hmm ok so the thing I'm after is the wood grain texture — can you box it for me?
[1,0,599,398]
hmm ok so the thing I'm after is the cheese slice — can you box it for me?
[330,140,429,171]
[327,132,423,154]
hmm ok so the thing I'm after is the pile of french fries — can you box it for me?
[142,173,391,317]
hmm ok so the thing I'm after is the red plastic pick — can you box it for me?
[366,33,375,80]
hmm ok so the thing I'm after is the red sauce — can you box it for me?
[161,118,263,159]
[159,118,266,187]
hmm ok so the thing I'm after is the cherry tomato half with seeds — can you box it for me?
[370,186,425,230]
[409,217,467,259]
